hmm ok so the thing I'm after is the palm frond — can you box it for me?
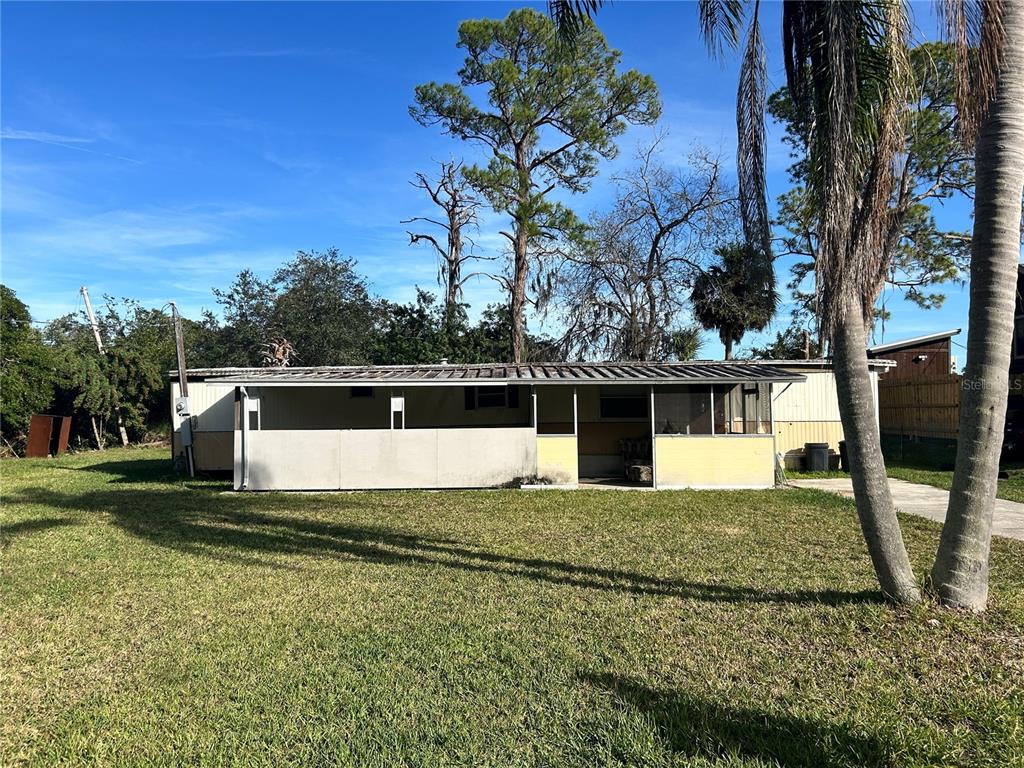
[939,0,1006,146]
[698,0,747,59]
[548,0,605,42]
[784,0,912,336]
[736,6,774,295]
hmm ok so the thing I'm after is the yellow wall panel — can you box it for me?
[773,421,845,455]
[537,436,578,484]
[655,436,774,488]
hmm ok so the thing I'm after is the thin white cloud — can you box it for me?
[2,125,142,164]
[263,151,322,174]
[1,128,93,144]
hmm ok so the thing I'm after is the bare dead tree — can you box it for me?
[553,142,736,361]
[260,337,298,367]
[402,161,487,318]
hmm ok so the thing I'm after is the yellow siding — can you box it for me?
[536,435,578,484]
[774,421,845,455]
[654,436,774,488]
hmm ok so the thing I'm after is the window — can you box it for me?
[600,386,648,419]
[464,385,521,409]
[1015,316,1024,359]
[476,388,507,408]
[350,386,374,398]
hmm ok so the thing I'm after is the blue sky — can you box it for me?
[2,1,974,359]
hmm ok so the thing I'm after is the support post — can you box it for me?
[572,387,578,437]
[650,385,657,489]
[531,385,537,430]
[239,387,249,490]
[170,301,195,477]
[710,386,716,437]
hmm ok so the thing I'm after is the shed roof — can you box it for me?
[177,360,806,386]
[867,329,960,355]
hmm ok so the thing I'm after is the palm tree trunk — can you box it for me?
[931,3,1024,611]
[833,294,920,603]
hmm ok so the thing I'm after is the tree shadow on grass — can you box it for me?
[583,672,893,768]
[55,457,221,486]
[1,517,79,547]
[5,485,882,607]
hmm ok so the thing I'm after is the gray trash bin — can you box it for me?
[805,442,830,472]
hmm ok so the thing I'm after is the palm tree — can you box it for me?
[930,0,1023,610]
[690,243,777,359]
[551,0,921,602]
[553,1,1020,608]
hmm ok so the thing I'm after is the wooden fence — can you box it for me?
[878,374,961,440]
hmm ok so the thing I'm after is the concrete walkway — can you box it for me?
[789,477,1024,541]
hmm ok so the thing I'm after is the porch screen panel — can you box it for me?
[713,383,771,435]
[654,386,712,434]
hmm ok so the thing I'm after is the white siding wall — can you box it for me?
[237,427,537,491]
[170,380,235,431]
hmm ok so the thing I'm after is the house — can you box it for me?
[170,359,893,490]
[867,328,961,380]
[769,359,893,468]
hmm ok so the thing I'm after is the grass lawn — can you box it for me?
[3,447,1023,767]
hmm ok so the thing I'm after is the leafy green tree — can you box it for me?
[0,285,56,449]
[44,298,166,444]
[457,303,562,363]
[211,270,276,367]
[411,8,660,362]
[213,250,383,367]
[373,290,458,365]
[747,324,821,360]
[769,43,972,347]
[690,243,777,359]
[270,249,382,367]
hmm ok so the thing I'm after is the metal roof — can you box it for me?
[867,329,961,355]
[773,357,896,370]
[176,361,806,386]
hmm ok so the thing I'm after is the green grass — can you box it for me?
[3,447,1023,767]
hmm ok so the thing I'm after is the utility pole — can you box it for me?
[170,302,195,477]
[81,286,130,449]
[803,329,811,360]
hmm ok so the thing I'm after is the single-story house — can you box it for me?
[170,359,893,491]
